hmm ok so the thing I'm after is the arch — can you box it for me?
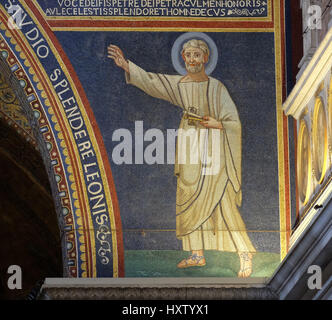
[312,97,327,184]
[297,119,311,205]
[0,115,63,298]
[0,49,74,276]
[0,3,124,277]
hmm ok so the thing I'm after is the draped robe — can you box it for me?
[125,61,255,253]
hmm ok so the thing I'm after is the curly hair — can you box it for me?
[181,39,210,61]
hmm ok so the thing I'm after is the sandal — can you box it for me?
[238,252,253,278]
[177,253,206,268]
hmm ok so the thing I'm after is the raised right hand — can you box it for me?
[107,44,129,73]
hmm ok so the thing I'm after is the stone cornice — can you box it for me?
[283,28,332,119]
[39,278,278,300]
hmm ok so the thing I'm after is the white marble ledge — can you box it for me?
[43,277,270,289]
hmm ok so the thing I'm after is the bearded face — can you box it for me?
[185,62,204,73]
[182,47,207,74]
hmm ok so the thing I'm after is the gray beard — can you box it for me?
[185,63,203,73]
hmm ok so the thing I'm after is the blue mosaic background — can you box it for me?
[55,31,280,253]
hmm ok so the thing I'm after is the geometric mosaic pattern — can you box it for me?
[0,71,36,146]
[0,33,77,276]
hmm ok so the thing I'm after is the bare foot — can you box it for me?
[177,254,206,269]
[238,252,253,278]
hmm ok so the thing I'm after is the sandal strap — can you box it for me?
[190,254,204,262]
[239,266,251,272]
[239,252,251,261]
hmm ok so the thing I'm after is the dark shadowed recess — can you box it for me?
[0,118,62,300]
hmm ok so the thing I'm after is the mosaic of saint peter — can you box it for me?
[108,38,256,277]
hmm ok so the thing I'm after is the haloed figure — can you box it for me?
[108,38,256,277]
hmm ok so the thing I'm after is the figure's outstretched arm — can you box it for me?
[108,44,129,74]
[108,44,181,108]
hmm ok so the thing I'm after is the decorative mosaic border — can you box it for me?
[0,1,124,278]
[0,69,37,148]
[0,33,78,277]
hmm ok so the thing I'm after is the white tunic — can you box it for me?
[125,61,255,253]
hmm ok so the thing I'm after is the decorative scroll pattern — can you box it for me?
[0,65,36,146]
[227,8,266,17]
